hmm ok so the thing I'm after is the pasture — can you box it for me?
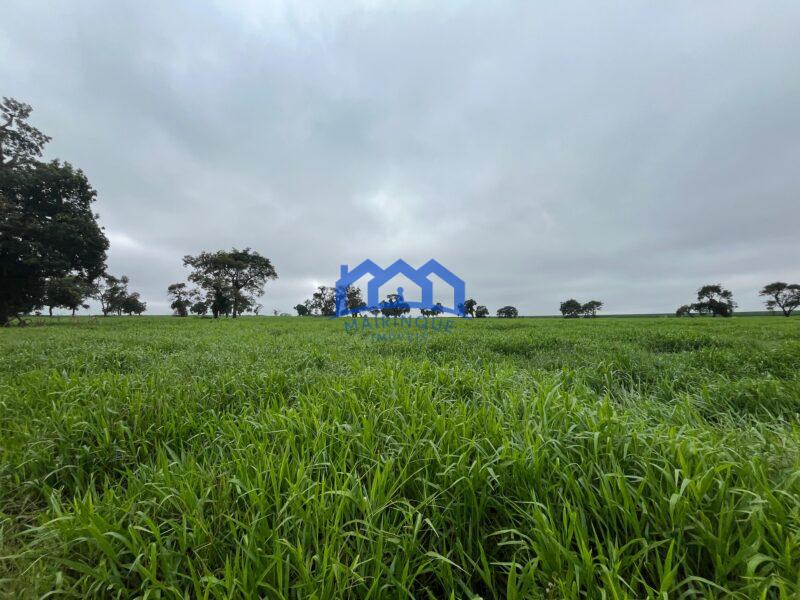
[1,316,799,598]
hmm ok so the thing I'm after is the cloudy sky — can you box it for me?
[3,1,799,314]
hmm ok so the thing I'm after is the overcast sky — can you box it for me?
[3,1,799,314]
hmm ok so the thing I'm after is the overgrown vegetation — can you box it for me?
[1,316,799,598]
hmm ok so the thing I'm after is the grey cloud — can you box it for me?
[2,1,798,315]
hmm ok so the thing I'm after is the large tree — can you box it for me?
[559,299,582,318]
[345,285,365,317]
[308,286,337,316]
[0,98,108,324]
[759,282,800,317]
[496,305,518,318]
[43,276,90,316]
[582,300,603,317]
[460,298,477,318]
[183,248,277,318]
[95,275,129,316]
[696,284,736,317]
[167,282,197,317]
[120,292,146,316]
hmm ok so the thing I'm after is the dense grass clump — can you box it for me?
[1,316,799,598]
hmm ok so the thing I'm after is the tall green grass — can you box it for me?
[1,316,799,598]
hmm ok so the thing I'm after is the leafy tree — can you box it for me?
[759,282,800,317]
[43,276,91,316]
[0,97,51,170]
[183,248,277,318]
[95,275,129,316]
[421,302,445,317]
[560,299,582,318]
[497,306,518,318]
[675,304,693,317]
[460,298,477,318]
[0,99,108,325]
[582,300,603,317]
[345,286,366,317]
[696,284,736,317]
[475,305,489,318]
[294,303,310,316]
[190,300,208,316]
[120,292,146,315]
[381,292,410,318]
[167,282,196,317]
[209,287,233,318]
[308,286,337,316]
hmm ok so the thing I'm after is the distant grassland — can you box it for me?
[1,316,799,598]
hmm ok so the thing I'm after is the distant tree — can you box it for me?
[190,300,208,316]
[294,303,310,316]
[0,98,108,325]
[167,282,195,317]
[120,292,146,316]
[475,305,489,318]
[43,276,89,316]
[183,248,277,318]
[369,307,381,316]
[759,282,800,317]
[460,298,477,318]
[308,286,337,316]
[381,292,410,318]
[95,275,129,316]
[560,299,582,318]
[422,302,445,317]
[675,304,693,317]
[345,286,366,317]
[582,300,603,317]
[696,284,736,317]
[497,306,518,318]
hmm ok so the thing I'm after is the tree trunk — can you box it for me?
[49,306,53,317]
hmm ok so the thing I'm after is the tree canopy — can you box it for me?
[0,98,108,324]
[759,282,800,317]
[496,306,518,318]
[183,248,277,318]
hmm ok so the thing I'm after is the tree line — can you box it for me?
[0,97,146,324]
[673,283,799,318]
[166,249,277,318]
[3,98,798,324]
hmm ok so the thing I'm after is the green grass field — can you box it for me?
[1,316,799,598]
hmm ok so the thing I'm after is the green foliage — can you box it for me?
[0,98,108,325]
[560,298,583,318]
[496,305,518,318]
[1,316,799,598]
[760,281,800,317]
[461,298,478,317]
[696,284,736,317]
[0,161,108,324]
[182,248,277,319]
[167,282,197,317]
[475,305,489,318]
[190,300,208,317]
[0,97,51,169]
[581,300,603,317]
[43,275,91,316]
